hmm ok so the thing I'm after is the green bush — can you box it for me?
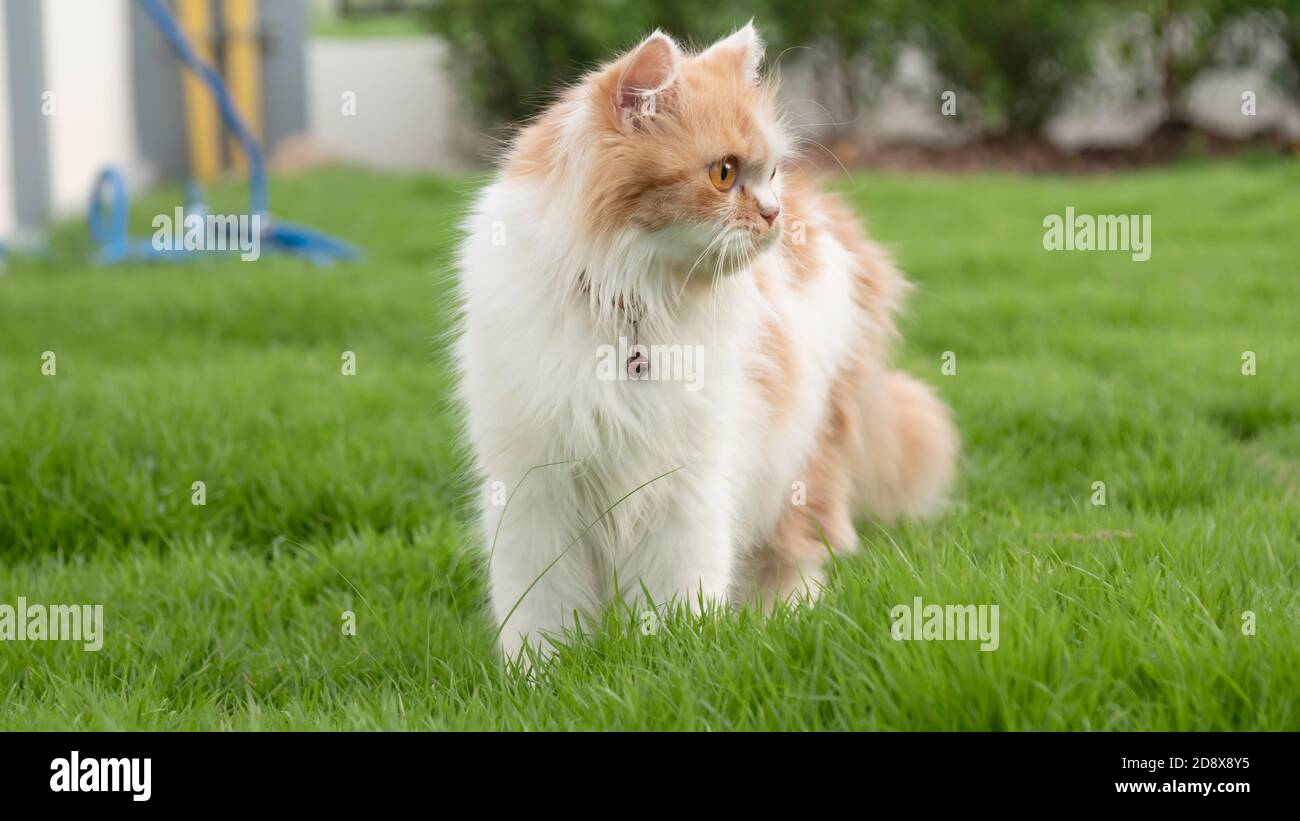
[424,0,760,125]
[756,1,907,125]
[904,0,1100,137]
[1253,0,1300,98]
[423,0,906,127]
[429,0,1074,136]
[1110,0,1257,129]
[1105,0,1300,134]
[425,0,1296,140]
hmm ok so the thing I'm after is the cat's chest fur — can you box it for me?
[456,177,855,562]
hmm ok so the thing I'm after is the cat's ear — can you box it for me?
[703,21,765,84]
[612,30,681,131]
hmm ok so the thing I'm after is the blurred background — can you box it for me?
[1,0,1297,249]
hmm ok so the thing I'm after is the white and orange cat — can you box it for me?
[455,23,958,663]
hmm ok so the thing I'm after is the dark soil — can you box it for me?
[840,123,1298,174]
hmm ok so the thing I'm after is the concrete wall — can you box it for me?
[0,7,15,240]
[3,0,52,242]
[43,0,151,217]
[776,43,1300,152]
[307,36,475,169]
[262,0,309,153]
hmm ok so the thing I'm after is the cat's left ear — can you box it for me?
[703,21,765,84]
[611,31,682,131]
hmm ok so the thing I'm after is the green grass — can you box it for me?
[310,10,429,39]
[1,161,1297,730]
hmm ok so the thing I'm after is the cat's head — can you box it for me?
[516,24,789,280]
[593,24,787,274]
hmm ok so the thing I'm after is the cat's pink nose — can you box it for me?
[760,204,781,226]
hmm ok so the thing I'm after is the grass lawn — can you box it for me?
[1,160,1297,730]
[310,10,429,39]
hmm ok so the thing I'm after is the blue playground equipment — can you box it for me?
[86,0,359,266]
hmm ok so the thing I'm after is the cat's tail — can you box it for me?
[850,370,959,524]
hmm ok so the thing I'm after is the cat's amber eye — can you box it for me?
[709,156,739,192]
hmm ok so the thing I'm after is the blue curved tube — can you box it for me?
[137,0,267,217]
[82,0,360,266]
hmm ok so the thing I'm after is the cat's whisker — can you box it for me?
[783,102,864,135]
[708,231,737,321]
[791,135,855,183]
[677,229,728,303]
[782,104,842,128]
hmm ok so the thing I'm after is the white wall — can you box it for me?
[41,0,153,217]
[0,8,16,240]
[307,36,475,170]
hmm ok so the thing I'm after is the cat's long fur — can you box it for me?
[455,24,959,662]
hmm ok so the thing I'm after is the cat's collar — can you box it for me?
[578,271,649,380]
[577,270,638,314]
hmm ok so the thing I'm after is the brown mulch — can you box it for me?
[840,124,1299,174]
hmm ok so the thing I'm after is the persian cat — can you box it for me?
[455,24,958,662]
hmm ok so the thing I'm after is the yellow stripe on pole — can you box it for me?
[222,0,262,173]
[178,0,220,181]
